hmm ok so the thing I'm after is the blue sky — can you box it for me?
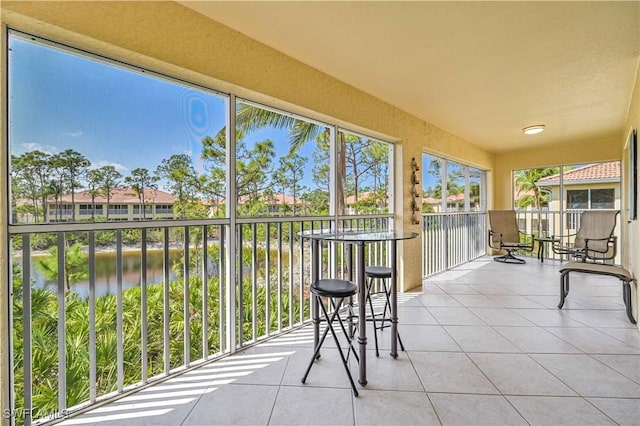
[9,34,317,191]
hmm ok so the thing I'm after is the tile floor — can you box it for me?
[60,257,639,425]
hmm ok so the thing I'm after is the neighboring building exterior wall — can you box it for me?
[546,181,620,233]
[45,202,174,221]
[623,64,640,328]
[43,188,176,222]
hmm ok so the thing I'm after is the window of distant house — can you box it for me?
[133,205,153,214]
[566,188,614,210]
[591,188,615,209]
[8,32,228,224]
[155,204,173,214]
[79,204,103,215]
[566,190,589,209]
[108,204,128,215]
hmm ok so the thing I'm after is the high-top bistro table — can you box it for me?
[299,228,419,385]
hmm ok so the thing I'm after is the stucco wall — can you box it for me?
[622,64,640,329]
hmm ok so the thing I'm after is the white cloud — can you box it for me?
[91,160,130,173]
[64,131,84,138]
[19,143,57,155]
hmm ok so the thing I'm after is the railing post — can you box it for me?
[116,230,123,392]
[265,223,271,336]
[163,227,170,374]
[298,221,305,324]
[219,226,227,354]
[22,235,32,426]
[288,222,294,329]
[238,225,244,346]
[277,222,283,332]
[201,225,209,359]
[57,232,66,411]
[183,227,190,367]
[251,223,258,342]
[140,229,148,383]
[89,231,97,400]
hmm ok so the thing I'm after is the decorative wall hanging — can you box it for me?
[411,157,421,225]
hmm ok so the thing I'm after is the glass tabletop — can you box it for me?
[534,236,560,242]
[298,228,419,242]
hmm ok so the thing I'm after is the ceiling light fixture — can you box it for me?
[522,124,545,135]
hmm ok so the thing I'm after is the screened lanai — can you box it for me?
[0,2,639,426]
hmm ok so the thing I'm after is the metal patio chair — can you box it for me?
[488,210,534,264]
[552,210,619,262]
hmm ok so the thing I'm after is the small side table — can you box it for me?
[534,237,559,263]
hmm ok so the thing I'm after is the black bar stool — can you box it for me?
[365,266,405,357]
[301,278,360,396]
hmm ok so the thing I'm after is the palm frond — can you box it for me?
[236,104,297,133]
[288,123,324,156]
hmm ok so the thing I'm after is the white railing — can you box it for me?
[8,215,391,425]
[421,212,487,277]
[420,210,620,277]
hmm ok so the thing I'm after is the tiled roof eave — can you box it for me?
[536,178,619,186]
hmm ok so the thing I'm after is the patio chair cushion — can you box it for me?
[559,262,631,280]
[558,261,635,324]
[488,210,522,246]
[553,210,619,262]
[573,210,618,253]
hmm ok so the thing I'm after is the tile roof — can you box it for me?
[536,161,620,185]
[51,188,176,204]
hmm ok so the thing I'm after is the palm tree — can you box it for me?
[514,167,558,236]
[233,104,346,213]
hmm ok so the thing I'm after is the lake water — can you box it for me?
[25,248,221,298]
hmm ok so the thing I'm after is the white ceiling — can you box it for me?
[181,1,640,153]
